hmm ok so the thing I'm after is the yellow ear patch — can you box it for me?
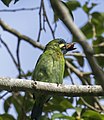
[59,43,65,48]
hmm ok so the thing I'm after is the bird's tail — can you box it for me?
[31,101,43,120]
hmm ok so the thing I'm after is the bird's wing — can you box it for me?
[32,51,54,82]
[32,50,64,84]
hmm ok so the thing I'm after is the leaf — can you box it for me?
[93,36,104,53]
[4,96,12,112]
[54,1,74,22]
[44,96,66,112]
[1,0,12,7]
[44,96,73,113]
[12,96,23,115]
[65,0,80,11]
[91,12,104,36]
[0,114,15,120]
[4,93,23,115]
[75,56,84,67]
[18,70,32,78]
[64,64,70,78]
[52,113,75,120]
[93,36,104,67]
[61,1,74,20]
[81,12,104,39]
[1,0,19,7]
[60,99,73,109]
[81,96,95,106]
[82,110,104,120]
[64,58,75,78]
[75,107,82,117]
[81,22,93,39]
[14,0,19,4]
[82,2,97,14]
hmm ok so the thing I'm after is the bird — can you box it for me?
[31,38,76,120]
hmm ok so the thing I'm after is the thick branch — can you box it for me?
[0,77,104,97]
[0,19,44,50]
[50,0,104,89]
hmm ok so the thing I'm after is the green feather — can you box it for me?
[31,39,65,120]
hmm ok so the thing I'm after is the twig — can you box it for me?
[0,19,44,50]
[0,91,8,99]
[80,97,102,113]
[37,0,43,42]
[0,37,25,77]
[66,61,104,111]
[67,68,75,85]
[94,96,104,111]
[16,38,21,78]
[0,7,39,12]
[65,52,104,58]
[42,1,55,39]
[93,42,104,47]
[0,37,18,67]
[66,60,89,85]
[66,60,83,77]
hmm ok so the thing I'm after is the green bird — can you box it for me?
[31,39,76,120]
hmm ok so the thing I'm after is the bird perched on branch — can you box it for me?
[31,38,76,120]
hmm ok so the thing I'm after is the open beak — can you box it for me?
[65,42,76,51]
[60,42,76,54]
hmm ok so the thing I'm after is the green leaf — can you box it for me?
[61,1,75,20]
[81,12,104,39]
[52,113,75,120]
[54,1,74,22]
[64,64,70,78]
[18,70,32,78]
[11,93,26,115]
[82,2,97,14]
[82,110,104,120]
[93,36,104,67]
[81,22,93,39]
[75,56,84,67]
[60,99,73,109]
[93,36,104,53]
[1,0,12,7]
[65,1,81,11]
[1,0,19,7]
[14,0,19,4]
[91,12,104,36]
[4,96,12,112]
[44,96,66,112]
[82,96,95,106]
[64,58,75,77]
[44,96,73,113]
[0,114,15,120]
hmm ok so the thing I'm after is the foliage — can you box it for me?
[0,0,104,120]
[1,0,19,7]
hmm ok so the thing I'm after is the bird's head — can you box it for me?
[45,38,76,54]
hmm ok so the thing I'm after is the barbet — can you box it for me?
[31,39,76,120]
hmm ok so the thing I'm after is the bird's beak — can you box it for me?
[60,42,76,54]
[65,42,76,51]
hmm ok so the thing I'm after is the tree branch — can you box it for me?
[0,19,44,50]
[65,53,104,58]
[0,77,104,97]
[0,7,39,12]
[50,0,104,89]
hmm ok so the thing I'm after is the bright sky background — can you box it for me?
[0,0,104,118]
